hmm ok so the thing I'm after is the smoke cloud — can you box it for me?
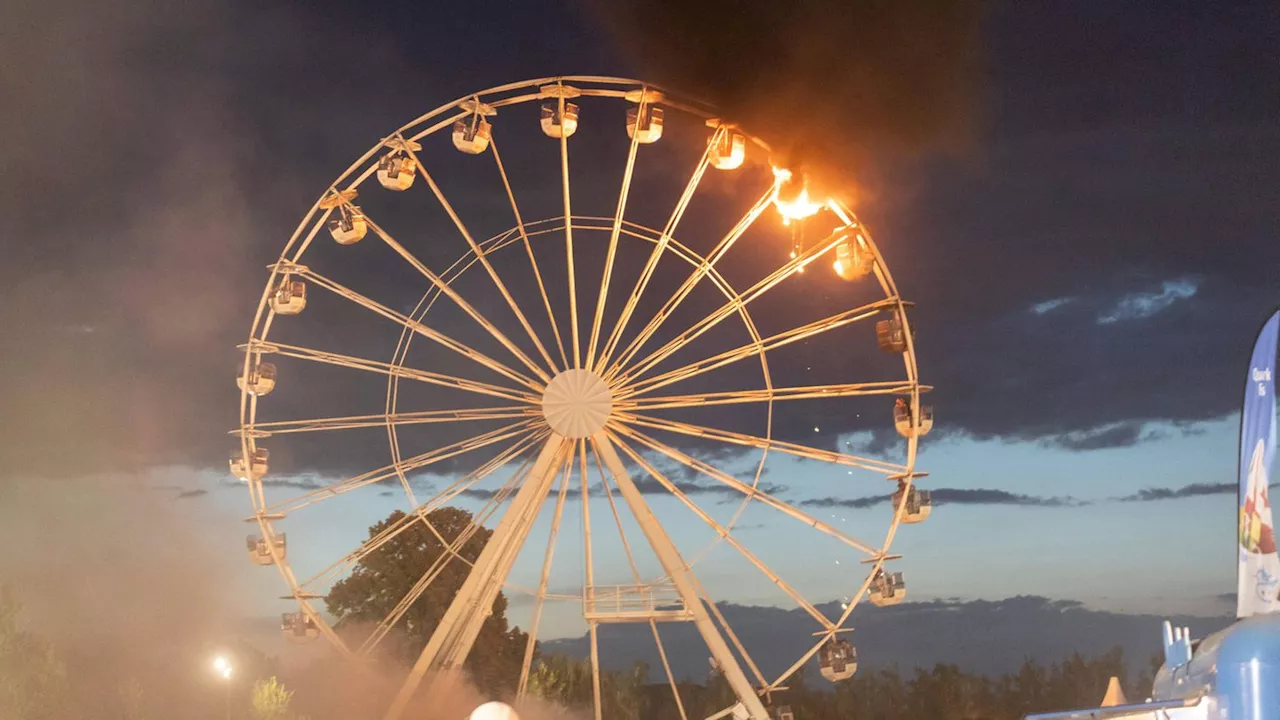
[587,0,987,193]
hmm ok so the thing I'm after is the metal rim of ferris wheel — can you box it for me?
[232,75,934,720]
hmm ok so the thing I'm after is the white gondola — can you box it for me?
[452,116,492,154]
[892,484,933,524]
[894,400,934,438]
[868,569,906,607]
[270,277,307,315]
[230,447,269,482]
[281,612,319,642]
[707,121,746,170]
[452,98,496,154]
[377,153,417,191]
[236,359,276,396]
[818,638,857,682]
[319,189,367,245]
[876,317,906,353]
[833,240,873,281]
[626,105,664,144]
[539,83,582,138]
[246,533,286,565]
[773,705,795,720]
[541,102,580,139]
[327,207,367,245]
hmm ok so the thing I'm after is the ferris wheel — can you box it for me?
[233,76,933,720]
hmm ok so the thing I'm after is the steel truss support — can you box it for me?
[383,436,568,720]
[590,431,770,720]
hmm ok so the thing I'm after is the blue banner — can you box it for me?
[1238,310,1279,618]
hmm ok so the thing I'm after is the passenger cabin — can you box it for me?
[819,638,857,682]
[541,102,580,139]
[376,153,417,191]
[452,116,492,154]
[236,359,276,396]
[270,278,307,315]
[868,570,907,607]
[708,126,746,170]
[327,206,367,245]
[281,612,318,642]
[626,105,664,144]
[876,318,907,353]
[246,533,286,565]
[230,447,269,482]
[892,484,932,524]
[894,401,934,438]
[833,240,874,281]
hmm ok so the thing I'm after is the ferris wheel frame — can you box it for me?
[233,75,931,720]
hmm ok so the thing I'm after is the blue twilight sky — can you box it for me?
[157,409,1264,644]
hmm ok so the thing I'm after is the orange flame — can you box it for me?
[772,167,823,224]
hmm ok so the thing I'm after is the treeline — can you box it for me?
[1,578,1163,720]
[530,646,1163,720]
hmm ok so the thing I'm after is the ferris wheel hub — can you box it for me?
[541,369,613,439]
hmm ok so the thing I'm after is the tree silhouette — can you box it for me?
[325,508,529,696]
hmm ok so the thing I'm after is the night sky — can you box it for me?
[2,0,1278,652]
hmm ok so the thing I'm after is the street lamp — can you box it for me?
[212,655,233,720]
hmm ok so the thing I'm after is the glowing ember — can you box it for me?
[772,167,823,224]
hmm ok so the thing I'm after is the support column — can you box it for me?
[384,436,567,720]
[591,432,770,720]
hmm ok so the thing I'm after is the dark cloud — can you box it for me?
[801,487,1087,509]
[459,478,786,502]
[1117,482,1234,503]
[586,0,985,183]
[175,489,209,499]
[1042,421,1147,451]
[2,0,1277,486]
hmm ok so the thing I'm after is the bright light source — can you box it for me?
[213,655,233,680]
[470,701,520,720]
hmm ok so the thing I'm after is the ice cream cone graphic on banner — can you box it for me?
[1241,439,1276,555]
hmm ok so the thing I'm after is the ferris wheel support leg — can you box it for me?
[383,435,567,720]
[591,432,771,720]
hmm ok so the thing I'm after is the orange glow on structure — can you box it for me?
[772,167,822,224]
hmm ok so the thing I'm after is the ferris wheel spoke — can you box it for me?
[601,180,778,384]
[612,424,882,556]
[766,552,888,693]
[363,215,553,385]
[592,125,724,375]
[298,430,547,592]
[575,436,604,720]
[617,412,904,475]
[611,433,834,630]
[612,224,853,388]
[265,420,540,516]
[245,340,537,404]
[584,94,651,373]
[516,450,575,699]
[619,381,919,413]
[238,406,535,438]
[295,266,543,393]
[555,95,582,369]
[584,435,691,719]
[361,454,540,654]
[618,298,899,399]
[490,138,570,371]
[399,141,561,376]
